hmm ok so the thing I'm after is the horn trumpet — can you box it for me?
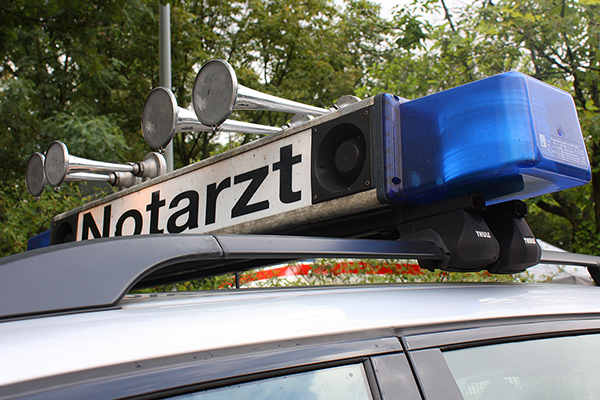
[192,59,329,127]
[43,141,166,188]
[25,152,145,198]
[141,87,282,150]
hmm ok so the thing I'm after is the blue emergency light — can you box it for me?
[27,230,51,251]
[379,71,591,205]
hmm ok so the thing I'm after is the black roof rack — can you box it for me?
[4,233,600,321]
[0,234,444,321]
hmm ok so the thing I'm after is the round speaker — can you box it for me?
[314,123,367,193]
[53,221,75,244]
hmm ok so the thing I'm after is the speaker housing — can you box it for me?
[311,107,373,203]
[51,213,78,245]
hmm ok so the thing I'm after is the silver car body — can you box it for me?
[2,284,600,389]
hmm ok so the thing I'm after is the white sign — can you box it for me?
[76,130,312,240]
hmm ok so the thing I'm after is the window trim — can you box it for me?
[369,353,422,400]
[403,317,600,351]
[1,337,402,400]
[407,348,464,400]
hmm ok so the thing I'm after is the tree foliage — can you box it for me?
[0,181,98,255]
[364,0,600,254]
[0,0,404,256]
[466,0,600,254]
[0,0,158,167]
[0,0,161,256]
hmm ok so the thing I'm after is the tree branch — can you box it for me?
[440,0,456,32]
[536,199,569,219]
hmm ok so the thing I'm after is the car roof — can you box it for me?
[1,283,600,387]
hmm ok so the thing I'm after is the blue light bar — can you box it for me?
[27,230,51,251]
[380,72,591,205]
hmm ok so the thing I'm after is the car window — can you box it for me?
[166,363,373,400]
[442,333,600,400]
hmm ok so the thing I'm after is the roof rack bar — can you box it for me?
[133,235,444,289]
[0,234,444,321]
[539,250,600,285]
[214,235,444,259]
[539,251,600,268]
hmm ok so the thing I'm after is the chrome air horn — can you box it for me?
[25,152,152,197]
[25,152,48,198]
[43,141,166,189]
[192,59,329,127]
[141,87,282,150]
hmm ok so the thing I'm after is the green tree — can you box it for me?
[0,0,161,171]
[168,0,249,166]
[459,0,600,254]
[172,0,401,165]
[0,0,170,256]
[366,0,600,254]
[0,0,407,255]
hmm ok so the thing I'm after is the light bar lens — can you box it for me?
[27,230,51,251]
[381,72,591,205]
